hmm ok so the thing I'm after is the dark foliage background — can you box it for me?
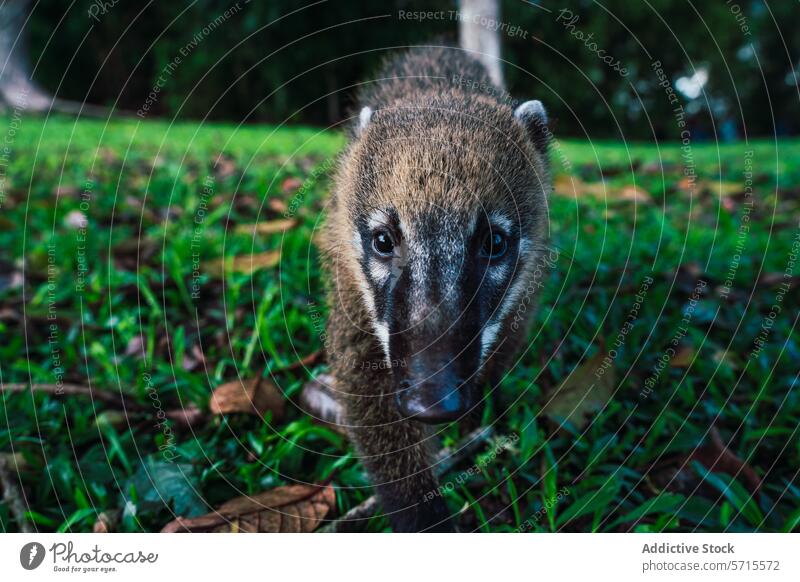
[27,0,799,138]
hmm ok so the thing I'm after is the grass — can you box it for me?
[0,115,798,533]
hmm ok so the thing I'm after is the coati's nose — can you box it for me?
[395,373,476,424]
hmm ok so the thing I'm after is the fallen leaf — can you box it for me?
[0,260,23,293]
[670,346,695,368]
[541,350,615,429]
[234,218,297,236]
[161,483,335,533]
[182,344,206,371]
[94,410,128,429]
[125,334,145,359]
[165,405,205,427]
[758,272,799,289]
[554,175,606,198]
[553,175,650,204]
[648,428,762,498]
[209,377,285,421]
[710,181,743,198]
[55,185,78,197]
[281,176,303,195]
[212,153,237,179]
[203,250,281,277]
[268,198,289,214]
[0,452,28,472]
[712,349,739,370]
[677,179,742,199]
[93,511,116,533]
[690,428,761,493]
[617,185,652,204]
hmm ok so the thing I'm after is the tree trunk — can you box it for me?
[0,0,52,112]
[0,0,114,117]
[458,0,505,89]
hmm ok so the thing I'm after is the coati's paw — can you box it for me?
[387,498,455,533]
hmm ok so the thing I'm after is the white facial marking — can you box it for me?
[373,320,391,363]
[366,210,386,232]
[478,235,536,360]
[369,260,391,284]
[357,209,400,362]
[481,321,502,359]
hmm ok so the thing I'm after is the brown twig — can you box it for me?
[318,425,496,532]
[0,454,33,533]
[272,350,324,374]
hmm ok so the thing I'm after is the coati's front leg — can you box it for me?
[325,284,455,532]
[344,384,454,532]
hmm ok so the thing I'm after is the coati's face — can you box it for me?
[334,97,550,424]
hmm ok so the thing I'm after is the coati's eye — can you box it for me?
[479,231,508,260]
[372,229,395,257]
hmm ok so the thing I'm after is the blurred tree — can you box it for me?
[460,0,505,88]
[0,0,54,111]
[20,0,798,138]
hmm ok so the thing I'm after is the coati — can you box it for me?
[321,46,551,532]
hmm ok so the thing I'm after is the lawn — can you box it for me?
[0,115,798,532]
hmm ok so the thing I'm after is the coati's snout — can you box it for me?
[389,256,484,423]
[357,207,519,424]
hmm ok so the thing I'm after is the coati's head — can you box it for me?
[328,90,551,424]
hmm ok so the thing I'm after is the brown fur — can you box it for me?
[321,46,551,531]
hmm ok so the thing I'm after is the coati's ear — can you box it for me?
[357,106,373,135]
[513,100,549,152]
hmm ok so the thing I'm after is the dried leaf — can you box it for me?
[712,349,739,370]
[670,346,695,368]
[711,181,743,198]
[554,175,605,198]
[646,428,761,498]
[125,334,145,359]
[281,176,303,195]
[161,484,335,533]
[55,185,79,197]
[758,272,799,289]
[165,405,205,427]
[690,428,761,494]
[0,452,28,473]
[541,350,615,429]
[678,179,742,198]
[617,185,652,204]
[209,377,285,421]
[553,175,650,204]
[203,250,281,277]
[0,260,23,293]
[93,511,116,533]
[268,198,289,214]
[234,219,297,236]
[213,153,237,179]
[182,344,206,371]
